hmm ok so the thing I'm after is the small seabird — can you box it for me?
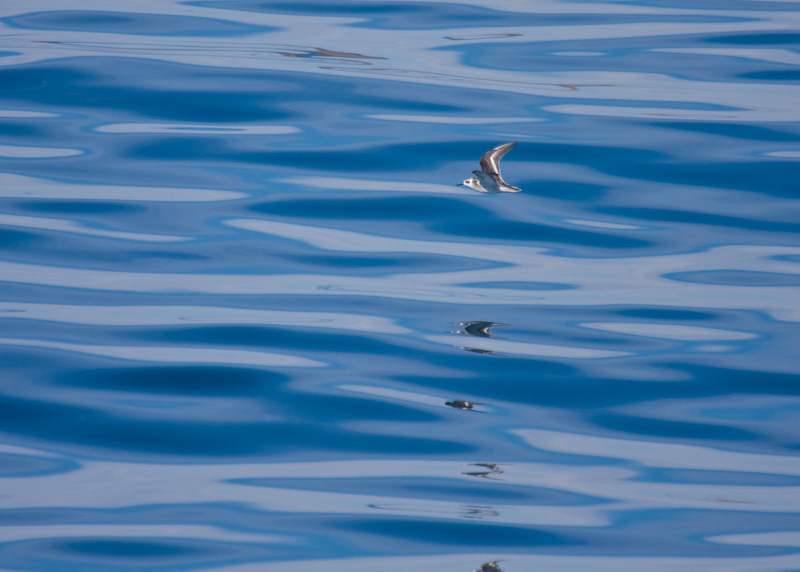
[460,142,521,194]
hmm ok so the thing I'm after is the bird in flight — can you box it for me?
[460,142,521,194]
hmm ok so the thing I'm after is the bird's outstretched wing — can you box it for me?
[479,142,517,176]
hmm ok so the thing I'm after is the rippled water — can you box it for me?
[1,1,799,570]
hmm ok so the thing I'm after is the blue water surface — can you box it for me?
[0,1,799,571]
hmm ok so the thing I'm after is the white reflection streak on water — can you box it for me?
[94,123,300,134]
[0,303,409,334]
[284,176,467,195]
[0,214,188,242]
[580,323,757,341]
[0,173,246,201]
[0,338,326,368]
[708,531,800,548]
[0,524,287,544]
[0,144,82,158]
[0,109,58,118]
[366,114,542,124]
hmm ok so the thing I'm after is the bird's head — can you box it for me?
[459,178,482,191]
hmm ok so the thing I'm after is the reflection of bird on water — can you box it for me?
[445,400,488,413]
[277,47,386,60]
[458,346,495,355]
[473,561,504,572]
[453,321,506,338]
[461,504,499,519]
[445,400,475,410]
[453,321,505,354]
[463,463,504,478]
[459,142,521,193]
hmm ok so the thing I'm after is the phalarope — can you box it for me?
[460,142,521,193]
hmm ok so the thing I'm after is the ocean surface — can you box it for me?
[1,1,799,571]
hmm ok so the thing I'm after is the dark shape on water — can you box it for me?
[277,46,386,61]
[458,346,495,355]
[475,561,504,572]
[445,400,485,412]
[463,463,504,479]
[453,321,506,338]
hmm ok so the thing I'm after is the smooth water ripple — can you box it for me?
[0,1,799,571]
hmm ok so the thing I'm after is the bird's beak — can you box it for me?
[456,183,464,187]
